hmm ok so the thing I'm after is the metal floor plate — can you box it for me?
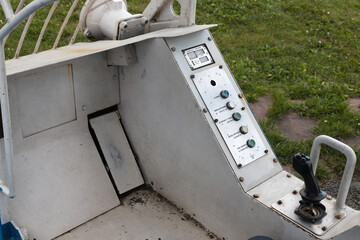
[272,187,346,236]
[55,188,216,240]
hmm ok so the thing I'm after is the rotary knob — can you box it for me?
[232,112,241,121]
[240,126,248,134]
[220,90,229,99]
[226,101,236,110]
[247,139,256,148]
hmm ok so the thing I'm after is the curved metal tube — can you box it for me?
[0,0,57,40]
[310,135,357,212]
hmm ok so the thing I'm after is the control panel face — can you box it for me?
[183,44,215,70]
[192,66,267,167]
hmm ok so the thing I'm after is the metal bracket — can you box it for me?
[143,0,196,32]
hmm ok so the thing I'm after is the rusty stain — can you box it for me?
[335,213,345,220]
[64,48,103,53]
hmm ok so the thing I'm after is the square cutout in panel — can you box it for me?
[16,64,76,137]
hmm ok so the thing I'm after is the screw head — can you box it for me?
[237,163,242,168]
[219,65,223,69]
[273,158,277,163]
[292,190,298,194]
[239,177,244,182]
[277,200,282,205]
[214,119,218,123]
[208,36,212,41]
[171,47,176,52]
[264,149,269,153]
[190,74,195,79]
[238,93,243,98]
[286,174,291,178]
[326,195,332,200]
[322,226,327,231]
[203,108,208,113]
[253,194,259,198]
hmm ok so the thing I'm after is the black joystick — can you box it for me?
[292,153,327,223]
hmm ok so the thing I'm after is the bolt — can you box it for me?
[335,213,344,220]
[241,107,245,110]
[239,177,244,182]
[190,74,195,79]
[264,150,269,154]
[237,163,242,168]
[292,190,298,195]
[253,194,259,198]
[214,119,218,123]
[273,158,277,163]
[238,93,243,98]
[219,65,223,69]
[203,108,208,113]
[208,37,212,41]
[326,195,332,200]
[277,200,282,205]
[322,226,327,231]
[171,47,176,52]
[287,174,291,178]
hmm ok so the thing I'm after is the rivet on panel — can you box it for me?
[208,37,212,41]
[241,107,245,110]
[292,190,298,195]
[264,150,269,154]
[277,200,282,205]
[239,177,244,182]
[326,195,332,200]
[273,158,277,163]
[237,163,242,168]
[253,194,259,198]
[190,74,195,79]
[238,93,243,98]
[171,47,176,52]
[203,108,208,113]
[286,174,291,178]
[219,65,223,69]
[214,119,218,123]
[322,226,327,231]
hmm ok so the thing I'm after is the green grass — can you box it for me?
[2,0,360,180]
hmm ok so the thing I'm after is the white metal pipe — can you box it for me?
[309,135,357,212]
[14,12,36,58]
[34,0,59,53]
[3,0,27,46]
[0,0,57,40]
[0,41,14,198]
[53,0,80,49]
[0,0,14,21]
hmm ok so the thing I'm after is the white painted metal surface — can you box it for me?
[166,30,282,192]
[90,112,144,194]
[192,66,267,167]
[15,64,76,137]
[55,189,215,240]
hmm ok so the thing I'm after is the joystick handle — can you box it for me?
[293,153,326,203]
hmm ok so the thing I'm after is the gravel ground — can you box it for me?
[321,177,360,210]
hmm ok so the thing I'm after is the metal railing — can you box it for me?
[310,135,357,214]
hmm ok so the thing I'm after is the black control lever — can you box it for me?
[292,153,327,223]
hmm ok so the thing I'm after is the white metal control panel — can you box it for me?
[192,66,267,167]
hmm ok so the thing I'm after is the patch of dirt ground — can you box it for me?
[249,94,272,120]
[348,97,360,112]
[275,112,317,141]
